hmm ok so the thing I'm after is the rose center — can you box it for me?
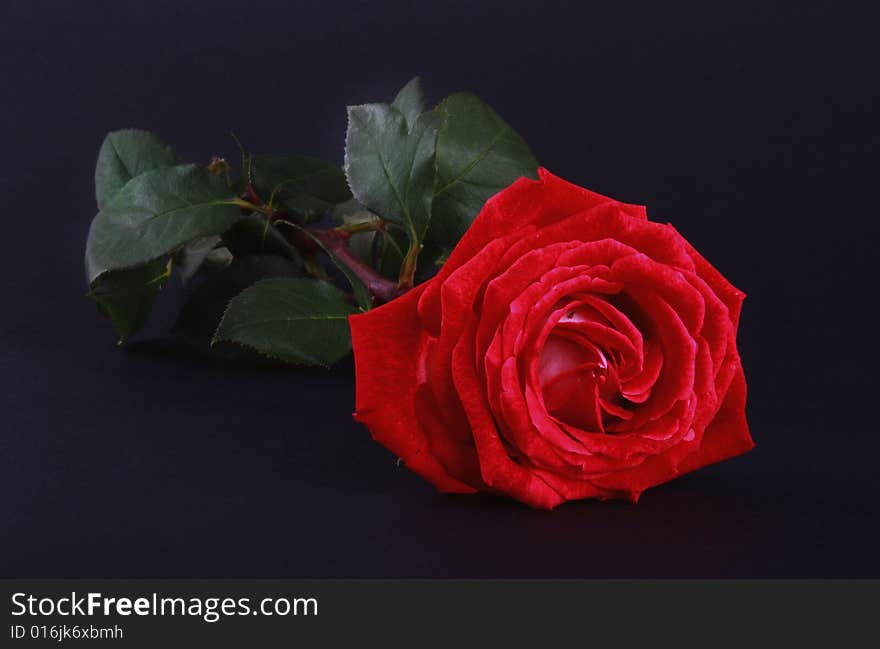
[537,306,629,433]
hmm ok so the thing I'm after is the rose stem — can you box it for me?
[306,227,403,304]
[236,185,403,305]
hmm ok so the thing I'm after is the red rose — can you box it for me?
[350,169,753,509]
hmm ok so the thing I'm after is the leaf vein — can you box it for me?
[433,123,509,197]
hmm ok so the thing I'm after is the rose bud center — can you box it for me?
[537,300,637,433]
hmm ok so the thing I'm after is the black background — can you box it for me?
[2,0,878,577]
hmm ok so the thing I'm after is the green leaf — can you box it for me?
[88,259,172,342]
[90,130,182,339]
[344,104,438,243]
[222,212,303,264]
[429,92,538,243]
[174,255,301,353]
[251,155,351,221]
[284,224,373,311]
[213,278,356,367]
[95,129,178,209]
[391,77,426,130]
[177,234,223,284]
[323,252,373,313]
[330,200,404,281]
[328,197,377,226]
[330,199,380,263]
[369,228,446,283]
[85,164,244,283]
[372,225,407,279]
[415,240,452,282]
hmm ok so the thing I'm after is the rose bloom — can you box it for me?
[350,169,753,509]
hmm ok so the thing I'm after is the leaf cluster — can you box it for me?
[84,79,538,366]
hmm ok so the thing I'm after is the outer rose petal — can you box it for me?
[351,168,753,509]
[582,361,752,502]
[350,285,477,494]
[670,224,746,329]
[675,364,754,474]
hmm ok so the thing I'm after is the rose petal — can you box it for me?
[350,286,477,494]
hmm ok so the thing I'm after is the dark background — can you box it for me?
[2,0,877,577]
